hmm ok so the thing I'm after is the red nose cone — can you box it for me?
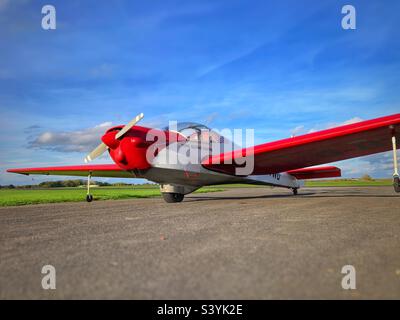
[105,126,156,170]
[101,131,120,149]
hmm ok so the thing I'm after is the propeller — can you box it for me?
[84,142,108,163]
[115,113,144,139]
[84,113,144,163]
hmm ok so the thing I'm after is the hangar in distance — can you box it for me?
[7,113,400,203]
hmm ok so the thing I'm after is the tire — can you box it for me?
[86,194,93,202]
[292,188,298,195]
[394,176,400,193]
[162,193,184,203]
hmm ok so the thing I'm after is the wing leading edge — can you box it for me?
[203,113,400,175]
[7,164,133,178]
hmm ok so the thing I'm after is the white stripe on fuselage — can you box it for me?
[246,172,301,189]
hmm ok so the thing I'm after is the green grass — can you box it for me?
[0,186,224,207]
[304,179,392,187]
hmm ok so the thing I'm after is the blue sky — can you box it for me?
[0,0,399,185]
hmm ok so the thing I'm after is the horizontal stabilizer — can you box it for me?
[287,166,341,179]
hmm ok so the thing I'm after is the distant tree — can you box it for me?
[6,179,113,189]
[62,180,85,187]
[97,181,111,186]
[39,181,63,188]
[112,182,132,187]
[361,174,373,181]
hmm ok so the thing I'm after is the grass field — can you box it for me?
[304,179,392,187]
[0,186,224,207]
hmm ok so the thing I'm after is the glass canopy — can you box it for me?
[162,122,240,154]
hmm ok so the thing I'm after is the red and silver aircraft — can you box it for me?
[7,113,400,203]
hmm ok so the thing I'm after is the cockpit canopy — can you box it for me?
[163,122,209,133]
[162,121,240,155]
[163,122,222,143]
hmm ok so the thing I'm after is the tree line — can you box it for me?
[0,180,141,189]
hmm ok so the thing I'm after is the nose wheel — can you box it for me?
[86,173,94,202]
[292,188,298,195]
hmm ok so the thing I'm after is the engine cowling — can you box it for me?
[102,126,153,170]
[100,125,187,171]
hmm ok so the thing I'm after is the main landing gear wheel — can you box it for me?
[292,188,298,195]
[391,132,399,193]
[162,193,184,203]
[86,194,93,202]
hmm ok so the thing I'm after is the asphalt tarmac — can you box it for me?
[1,186,399,299]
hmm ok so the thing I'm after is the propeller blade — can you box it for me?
[84,142,108,163]
[84,113,143,163]
[115,113,144,139]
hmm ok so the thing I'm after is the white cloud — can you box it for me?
[340,117,364,125]
[29,122,113,153]
[328,116,364,128]
[290,125,305,137]
[333,151,394,178]
[290,116,364,135]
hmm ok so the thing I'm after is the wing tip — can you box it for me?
[7,168,29,175]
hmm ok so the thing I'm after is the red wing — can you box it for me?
[287,166,341,179]
[203,113,400,175]
[7,164,132,178]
